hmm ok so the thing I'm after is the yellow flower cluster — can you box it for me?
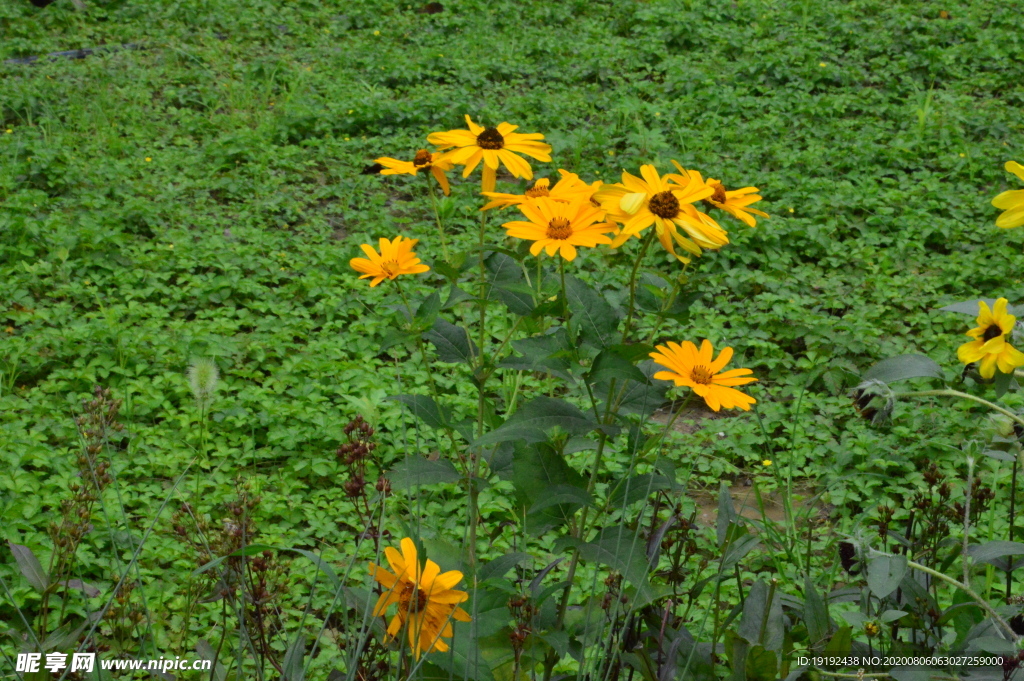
[359,116,770,275]
[351,117,766,421]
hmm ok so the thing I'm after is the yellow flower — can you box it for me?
[762,460,772,467]
[957,298,1024,379]
[375,149,454,195]
[650,339,758,411]
[427,115,552,193]
[350,236,430,287]
[688,169,769,228]
[368,538,471,660]
[502,197,617,261]
[481,169,598,211]
[145,157,152,162]
[993,161,1024,229]
[594,164,725,263]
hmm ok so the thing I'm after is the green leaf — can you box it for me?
[413,291,442,330]
[424,318,478,364]
[471,396,598,448]
[744,645,778,681]
[289,549,342,590]
[388,456,461,488]
[880,609,908,623]
[193,544,278,575]
[720,533,760,574]
[281,631,306,681]
[578,525,653,603]
[587,348,648,385]
[434,261,462,281]
[511,442,587,535]
[803,576,830,648]
[866,554,907,598]
[738,580,784,650]
[8,542,49,593]
[823,625,852,656]
[937,299,1020,316]
[379,329,417,353]
[498,327,575,381]
[390,394,452,431]
[602,361,668,419]
[427,622,497,681]
[605,343,656,363]
[862,354,943,384]
[967,541,1024,565]
[443,285,474,309]
[494,283,536,315]
[527,485,594,514]
[607,473,675,508]
[994,369,1017,398]
[564,274,619,348]
[485,252,535,315]
[478,552,532,582]
[717,482,738,547]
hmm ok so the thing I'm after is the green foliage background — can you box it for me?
[2,0,1023,669]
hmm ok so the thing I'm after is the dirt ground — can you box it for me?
[649,404,831,529]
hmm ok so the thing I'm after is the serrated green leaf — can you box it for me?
[607,473,674,508]
[471,396,598,448]
[937,299,1020,316]
[413,291,441,330]
[588,348,647,385]
[578,525,653,603]
[388,456,461,488]
[390,394,452,431]
[862,354,943,384]
[424,318,478,364]
[478,552,532,582]
[511,442,586,535]
[564,274,619,348]
[967,540,1024,565]
[528,485,594,514]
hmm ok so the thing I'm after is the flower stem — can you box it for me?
[468,210,490,570]
[1010,456,1019,597]
[904,558,1020,642]
[621,231,655,342]
[963,455,975,585]
[425,177,450,262]
[896,388,1024,427]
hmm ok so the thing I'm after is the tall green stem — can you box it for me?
[621,232,655,342]
[897,389,1024,427]
[905,558,1020,642]
[425,176,450,262]
[468,210,490,570]
[1010,456,1019,597]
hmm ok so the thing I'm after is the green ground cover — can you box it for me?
[3,0,1024,678]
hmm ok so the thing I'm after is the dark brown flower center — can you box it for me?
[546,217,573,240]
[648,191,680,219]
[525,180,550,198]
[710,183,727,204]
[476,127,504,150]
[413,149,433,168]
[402,583,430,613]
[983,324,1004,342]
[690,365,714,385]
